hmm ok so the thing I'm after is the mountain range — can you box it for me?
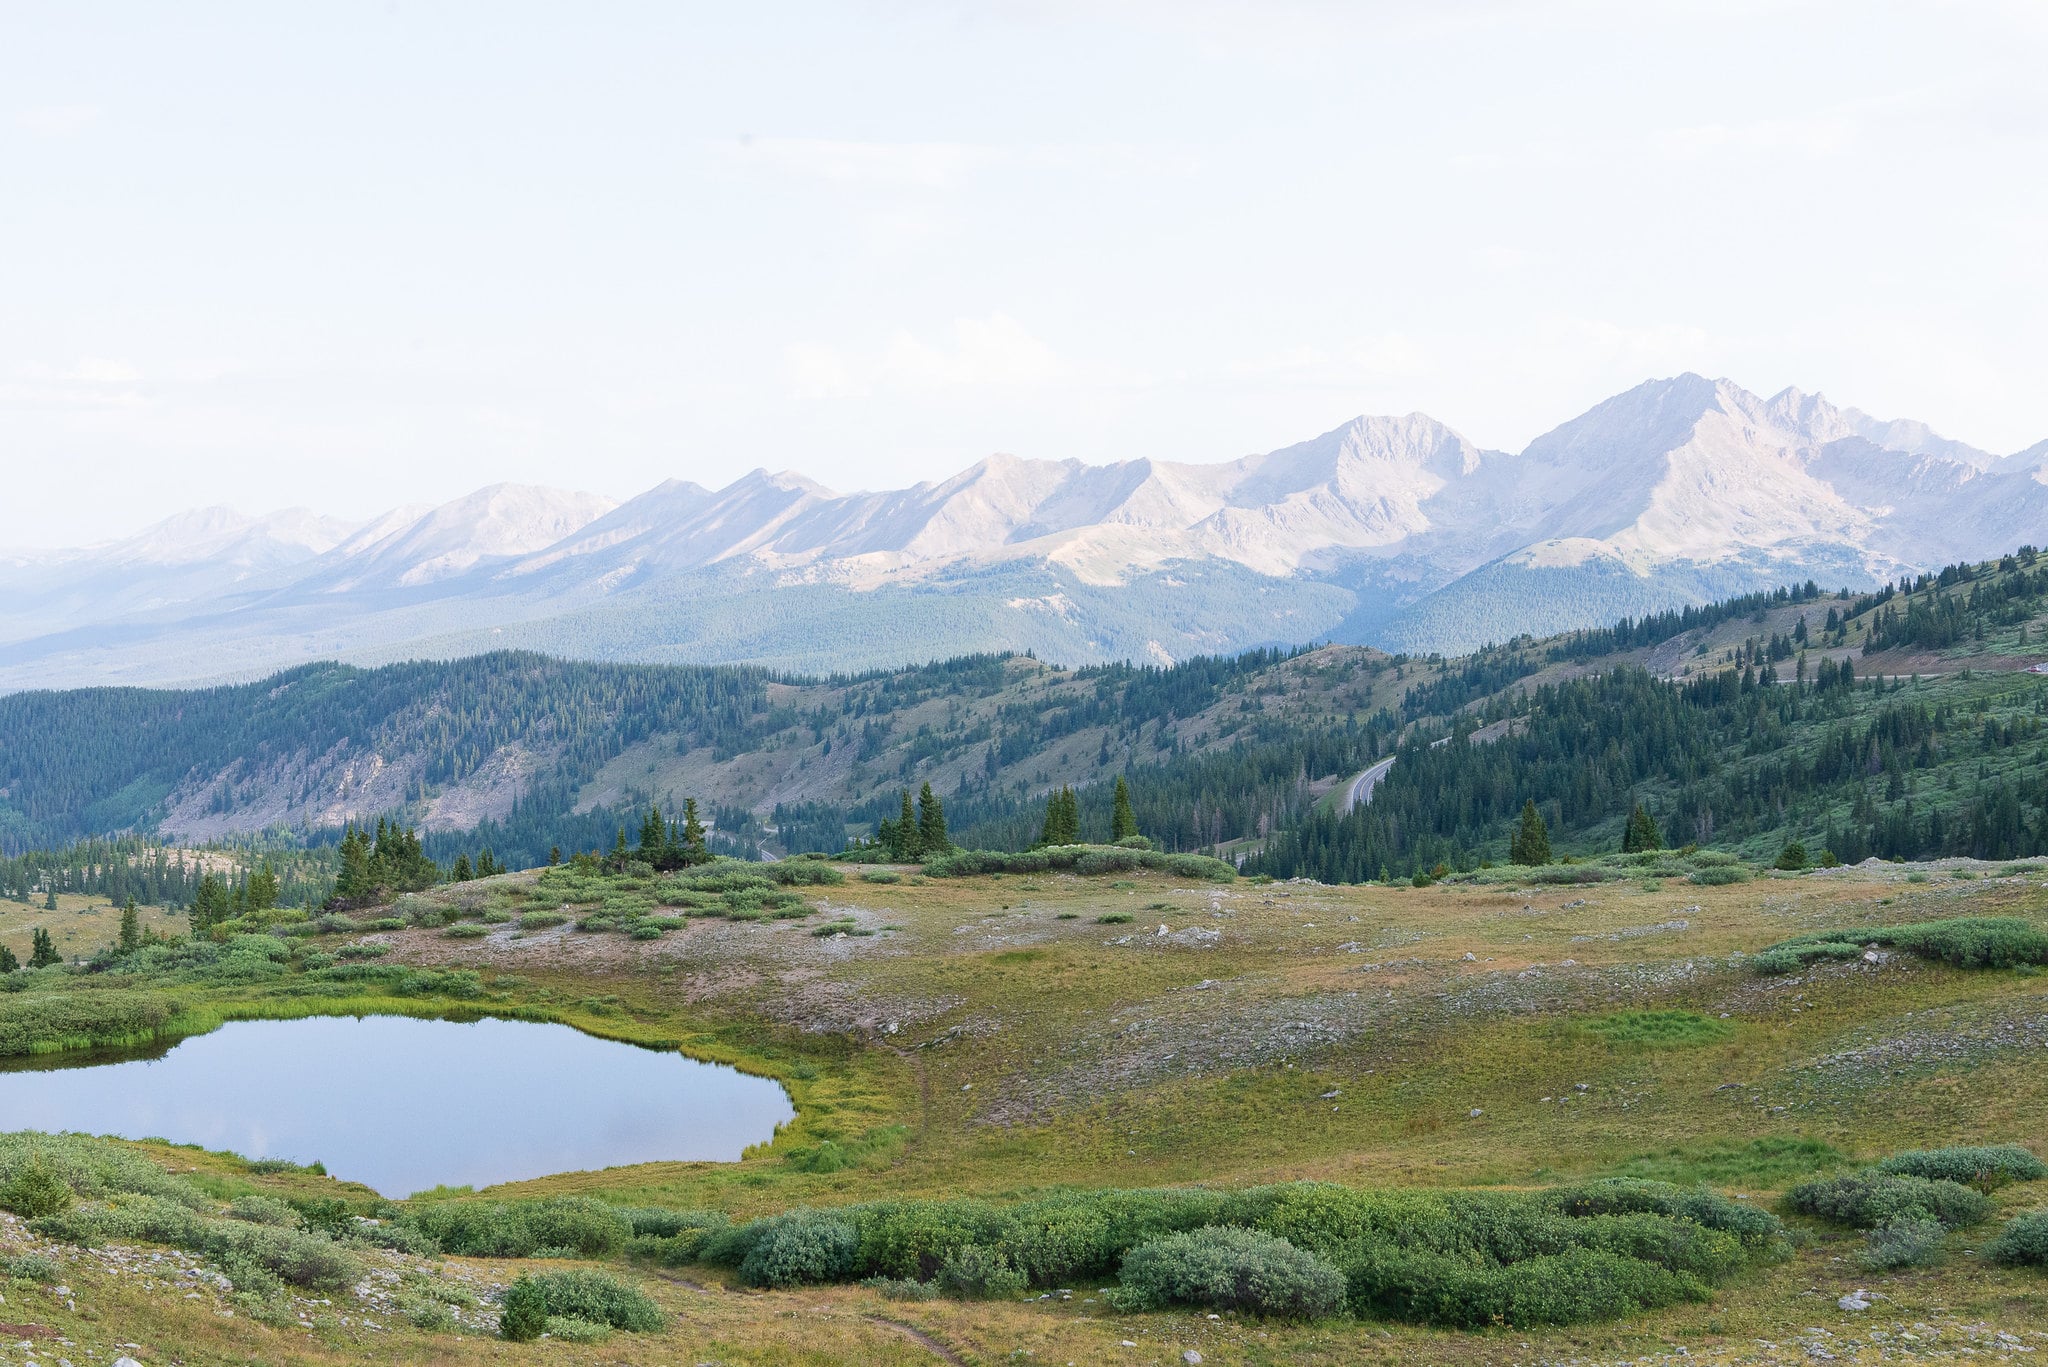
[4,373,2043,691]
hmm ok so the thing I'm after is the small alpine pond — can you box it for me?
[0,1014,795,1196]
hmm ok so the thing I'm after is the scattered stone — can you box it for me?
[1839,1290,1874,1312]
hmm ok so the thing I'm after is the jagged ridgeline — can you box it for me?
[0,550,2044,878]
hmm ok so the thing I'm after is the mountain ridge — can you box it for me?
[2,375,2042,689]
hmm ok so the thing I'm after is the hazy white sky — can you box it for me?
[5,1,2046,546]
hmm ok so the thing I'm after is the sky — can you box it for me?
[4,1,2047,547]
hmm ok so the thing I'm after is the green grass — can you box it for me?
[1579,1010,1735,1049]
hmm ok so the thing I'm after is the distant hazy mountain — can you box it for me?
[2,375,2042,689]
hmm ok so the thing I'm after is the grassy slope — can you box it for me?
[9,859,2047,1363]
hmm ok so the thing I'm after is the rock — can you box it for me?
[1183,1352,1204,1365]
[1839,1290,1874,1311]
[1469,1107,1483,1118]
[115,1359,147,1367]
[1320,1089,1340,1099]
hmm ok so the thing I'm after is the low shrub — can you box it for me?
[498,1276,548,1341]
[861,870,902,884]
[519,911,568,929]
[0,991,181,1057]
[1689,867,1749,886]
[861,1274,939,1300]
[0,1251,60,1282]
[1786,1172,1992,1229]
[709,1208,862,1287]
[1116,1226,1346,1318]
[226,1194,303,1227]
[1754,917,2048,975]
[1986,1211,2048,1267]
[401,1196,633,1258]
[1860,1218,1946,1270]
[36,1194,362,1289]
[502,1268,662,1334]
[923,845,1235,883]
[0,1132,208,1209]
[443,923,491,939]
[625,1206,728,1240]
[766,861,845,887]
[1876,1145,2046,1189]
[936,1243,1027,1298]
[0,1151,74,1217]
[1097,912,1135,924]
[545,1315,611,1342]
[700,1179,1784,1327]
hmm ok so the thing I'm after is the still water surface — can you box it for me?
[0,1014,794,1196]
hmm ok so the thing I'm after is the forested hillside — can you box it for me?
[1,549,2043,884]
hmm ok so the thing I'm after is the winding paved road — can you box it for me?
[1337,755,1396,814]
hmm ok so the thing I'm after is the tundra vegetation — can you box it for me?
[0,845,2043,1363]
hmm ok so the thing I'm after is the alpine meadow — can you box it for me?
[6,6,2048,1365]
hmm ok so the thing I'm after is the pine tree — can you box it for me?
[1621,802,1662,853]
[638,806,666,861]
[338,826,373,905]
[1111,776,1139,842]
[916,783,950,855]
[679,798,710,865]
[29,926,59,968]
[0,945,16,973]
[451,853,473,882]
[548,846,561,867]
[246,862,279,912]
[1039,790,1063,847]
[1040,786,1081,846]
[1509,800,1551,866]
[118,898,141,953]
[611,826,629,870]
[43,887,56,911]
[892,790,921,860]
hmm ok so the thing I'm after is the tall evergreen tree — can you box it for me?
[1621,802,1663,853]
[891,790,922,860]
[1039,786,1082,846]
[1509,799,1552,866]
[245,862,279,912]
[451,853,474,882]
[189,873,232,938]
[29,926,59,968]
[638,806,667,860]
[678,797,710,865]
[118,898,141,953]
[1111,775,1139,842]
[916,783,950,855]
[0,944,17,973]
